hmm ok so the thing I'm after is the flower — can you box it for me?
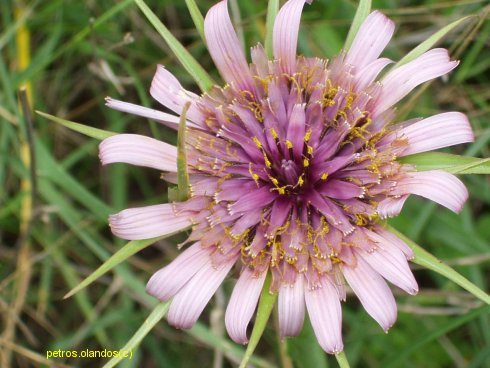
[99,0,474,354]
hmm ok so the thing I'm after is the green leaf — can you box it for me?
[344,0,371,50]
[36,111,116,140]
[102,301,171,368]
[133,0,215,92]
[265,0,279,58]
[395,16,473,68]
[239,272,277,368]
[184,0,205,43]
[63,237,166,299]
[335,351,351,368]
[398,152,490,174]
[389,227,490,305]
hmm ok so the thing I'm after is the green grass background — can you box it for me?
[1,0,489,367]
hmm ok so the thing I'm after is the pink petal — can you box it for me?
[375,227,414,260]
[109,203,192,240]
[393,170,468,213]
[99,134,177,172]
[343,256,397,332]
[146,242,210,301]
[374,49,458,116]
[307,190,355,235]
[318,179,365,200]
[149,65,203,123]
[273,0,308,75]
[304,277,343,354]
[346,11,395,71]
[286,104,307,160]
[278,274,305,338]
[355,58,393,91]
[204,0,254,90]
[105,97,194,129]
[377,195,408,219]
[362,229,418,295]
[228,186,277,215]
[251,44,269,78]
[167,254,238,329]
[399,112,474,156]
[225,268,267,344]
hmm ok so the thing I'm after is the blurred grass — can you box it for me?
[0,0,489,367]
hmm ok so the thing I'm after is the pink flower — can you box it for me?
[100,0,474,354]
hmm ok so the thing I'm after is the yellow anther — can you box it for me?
[355,214,368,226]
[307,145,314,155]
[270,176,279,186]
[329,255,343,264]
[252,136,262,148]
[270,128,279,140]
[249,163,260,185]
[321,173,329,180]
[264,155,272,168]
[297,175,304,186]
[304,129,312,142]
[286,140,293,149]
[303,158,310,167]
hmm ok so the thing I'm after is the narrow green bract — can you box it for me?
[390,227,490,305]
[37,111,116,140]
[238,273,277,368]
[344,0,371,50]
[103,301,171,368]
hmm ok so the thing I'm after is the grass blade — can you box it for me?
[389,227,490,305]
[133,0,215,92]
[344,0,371,50]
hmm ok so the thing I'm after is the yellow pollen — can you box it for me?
[307,145,314,155]
[252,136,262,148]
[303,157,310,167]
[286,140,293,149]
[321,173,329,180]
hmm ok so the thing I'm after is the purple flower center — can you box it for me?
[180,53,407,290]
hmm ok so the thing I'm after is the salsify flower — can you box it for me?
[99,0,474,353]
